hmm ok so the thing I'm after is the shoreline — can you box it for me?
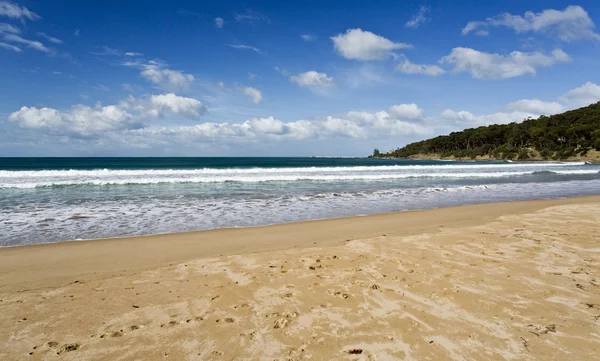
[0,193,582,249]
[2,195,599,360]
[2,195,599,291]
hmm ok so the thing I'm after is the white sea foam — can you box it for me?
[0,163,597,188]
[0,161,588,178]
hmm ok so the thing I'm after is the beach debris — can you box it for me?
[527,324,557,336]
[274,318,289,329]
[57,344,80,354]
[348,349,363,354]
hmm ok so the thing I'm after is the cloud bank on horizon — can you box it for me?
[1,1,599,156]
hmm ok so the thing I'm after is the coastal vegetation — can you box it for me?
[375,102,600,160]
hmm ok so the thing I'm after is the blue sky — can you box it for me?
[1,0,599,156]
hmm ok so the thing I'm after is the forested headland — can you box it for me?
[374,102,600,161]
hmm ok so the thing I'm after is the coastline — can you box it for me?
[2,195,599,360]
[1,195,599,290]
[373,149,600,163]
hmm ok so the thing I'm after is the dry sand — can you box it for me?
[1,196,599,361]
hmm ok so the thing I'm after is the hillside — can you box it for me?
[376,102,600,161]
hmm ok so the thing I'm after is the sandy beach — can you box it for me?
[1,196,599,361]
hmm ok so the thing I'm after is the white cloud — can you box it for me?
[505,99,563,114]
[439,109,538,127]
[561,82,600,107]
[242,87,263,104]
[248,72,257,80]
[405,6,431,28]
[9,105,138,137]
[125,52,142,56]
[90,45,120,56]
[462,5,600,41]
[395,55,445,76]
[389,104,424,119]
[0,1,40,21]
[130,105,430,144]
[226,44,261,53]
[92,84,110,92]
[37,32,62,44]
[3,33,50,52]
[301,34,315,41]
[0,22,19,34]
[290,71,334,88]
[244,116,285,134]
[9,93,209,136]
[149,93,207,119]
[331,28,411,61]
[234,11,268,24]
[0,41,20,51]
[140,65,195,92]
[74,29,80,36]
[215,17,224,28]
[440,47,570,79]
[10,96,431,145]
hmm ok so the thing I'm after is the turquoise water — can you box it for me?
[1,157,599,246]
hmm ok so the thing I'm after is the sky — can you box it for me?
[1,0,599,156]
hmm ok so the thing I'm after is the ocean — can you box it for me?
[1,157,599,247]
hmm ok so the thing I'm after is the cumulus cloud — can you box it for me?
[37,32,62,44]
[9,93,209,137]
[242,87,263,104]
[440,47,570,79]
[301,34,315,41]
[290,71,334,88]
[505,99,563,115]
[2,33,50,52]
[561,82,600,107]
[8,105,138,137]
[389,103,424,119]
[462,5,600,41]
[124,105,431,145]
[405,6,431,28]
[149,93,207,119]
[215,17,224,28]
[439,109,538,127]
[331,28,411,61]
[0,1,40,21]
[395,55,445,76]
[9,95,432,145]
[139,64,195,92]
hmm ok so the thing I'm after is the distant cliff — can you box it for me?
[373,102,600,162]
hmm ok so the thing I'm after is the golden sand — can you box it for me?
[1,196,599,360]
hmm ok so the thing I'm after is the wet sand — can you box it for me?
[1,196,599,360]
